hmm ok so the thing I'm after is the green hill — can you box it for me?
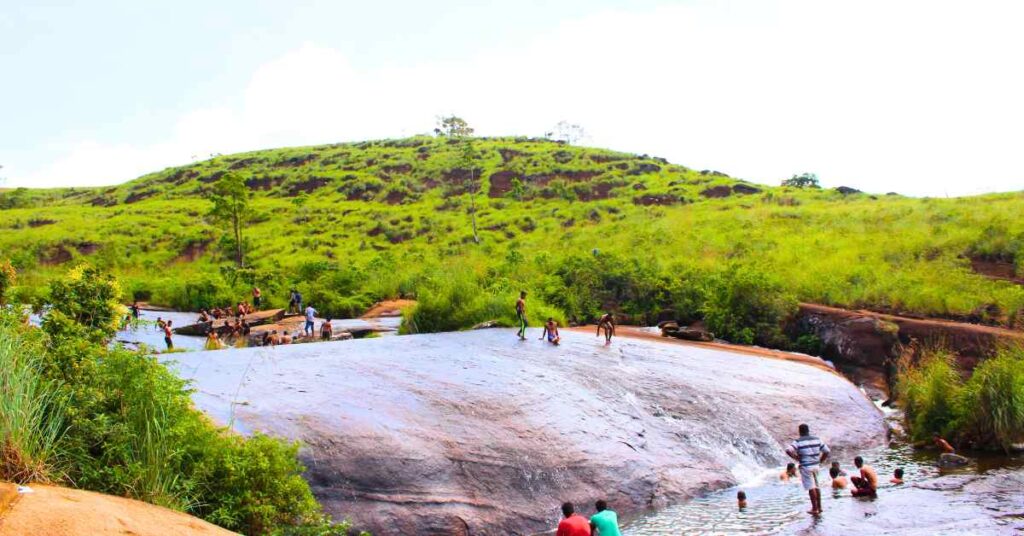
[2,136,1023,343]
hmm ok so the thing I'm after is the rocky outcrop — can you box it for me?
[658,320,714,341]
[794,303,1024,395]
[167,329,885,535]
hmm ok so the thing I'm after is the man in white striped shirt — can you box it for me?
[786,423,830,515]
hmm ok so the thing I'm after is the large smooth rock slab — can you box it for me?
[166,329,885,535]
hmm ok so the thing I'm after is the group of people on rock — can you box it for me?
[515,291,617,345]
[197,301,257,323]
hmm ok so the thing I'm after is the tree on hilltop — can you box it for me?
[209,172,250,267]
[434,115,474,137]
[782,172,820,188]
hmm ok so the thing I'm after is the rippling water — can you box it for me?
[623,438,1024,535]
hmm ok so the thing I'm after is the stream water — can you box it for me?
[623,407,1024,535]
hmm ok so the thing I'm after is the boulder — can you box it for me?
[166,329,885,535]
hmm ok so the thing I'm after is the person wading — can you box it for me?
[786,423,830,515]
[589,500,621,536]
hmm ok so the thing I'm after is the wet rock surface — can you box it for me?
[166,329,885,535]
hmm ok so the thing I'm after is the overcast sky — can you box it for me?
[1,0,1022,196]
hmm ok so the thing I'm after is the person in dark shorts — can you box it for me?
[252,287,262,310]
[540,317,561,345]
[321,318,333,340]
[851,456,878,497]
[515,291,528,340]
[163,320,173,350]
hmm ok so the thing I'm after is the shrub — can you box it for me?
[896,351,962,442]
[0,311,67,483]
[0,259,15,305]
[702,265,796,346]
[956,346,1024,452]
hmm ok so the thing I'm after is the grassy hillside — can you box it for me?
[2,136,1023,340]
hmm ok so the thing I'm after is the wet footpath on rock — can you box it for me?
[163,328,888,535]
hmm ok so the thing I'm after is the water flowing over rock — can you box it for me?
[167,329,885,535]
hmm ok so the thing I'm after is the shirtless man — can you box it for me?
[596,312,615,345]
[540,317,561,345]
[933,434,955,454]
[515,291,528,340]
[780,462,798,481]
[321,318,333,341]
[252,287,262,310]
[890,468,904,485]
[851,456,878,497]
[163,320,174,350]
[829,466,848,489]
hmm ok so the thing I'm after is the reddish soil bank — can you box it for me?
[0,483,235,536]
[362,299,416,318]
[970,257,1024,285]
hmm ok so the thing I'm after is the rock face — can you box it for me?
[167,329,885,535]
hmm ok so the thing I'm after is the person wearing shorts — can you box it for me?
[786,423,830,515]
[515,291,528,340]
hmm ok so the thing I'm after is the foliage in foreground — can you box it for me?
[898,346,1024,452]
[0,266,356,535]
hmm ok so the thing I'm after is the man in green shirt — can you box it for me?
[590,500,621,536]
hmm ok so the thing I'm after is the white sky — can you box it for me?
[1,0,1022,196]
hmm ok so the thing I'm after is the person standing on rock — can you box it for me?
[304,304,317,337]
[556,502,591,536]
[252,286,262,310]
[589,500,621,536]
[320,318,333,341]
[597,312,615,345]
[515,291,528,340]
[786,423,830,515]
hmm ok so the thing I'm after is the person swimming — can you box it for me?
[890,467,904,485]
[829,466,848,489]
[780,462,798,481]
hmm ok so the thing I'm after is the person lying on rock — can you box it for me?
[540,317,561,345]
[780,462,798,482]
[590,500,621,536]
[850,456,878,497]
[829,466,848,489]
[198,309,210,323]
[786,423,830,515]
[597,312,615,345]
[890,468,904,485]
[556,501,591,536]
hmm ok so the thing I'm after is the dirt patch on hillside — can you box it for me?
[384,189,407,204]
[197,171,226,184]
[381,163,412,174]
[498,148,524,163]
[633,193,679,206]
[0,483,235,536]
[970,257,1022,284]
[362,299,416,318]
[487,170,518,197]
[75,242,99,255]
[176,240,211,262]
[39,246,73,265]
[732,184,761,195]
[274,154,318,167]
[27,218,56,227]
[700,185,732,198]
[285,177,329,196]
[228,157,259,170]
[245,176,282,191]
[124,190,157,204]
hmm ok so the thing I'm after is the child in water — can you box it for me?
[540,317,561,345]
[737,490,747,510]
[890,467,904,485]
[780,463,797,482]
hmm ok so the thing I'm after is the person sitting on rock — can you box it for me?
[281,331,294,344]
[198,309,210,323]
[890,467,904,485]
[269,330,281,346]
[320,318,333,341]
[737,490,747,510]
[933,434,955,454]
[850,456,878,497]
[540,317,561,345]
[589,500,621,536]
[241,319,251,336]
[556,501,590,536]
[596,312,615,345]
[829,466,848,489]
[780,462,798,482]
[205,330,223,350]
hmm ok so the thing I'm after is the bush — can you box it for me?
[2,266,356,535]
[702,265,796,346]
[897,351,962,442]
[0,311,67,483]
[0,259,15,305]
[956,346,1024,452]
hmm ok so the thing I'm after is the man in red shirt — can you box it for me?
[557,502,591,536]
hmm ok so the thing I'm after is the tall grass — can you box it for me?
[0,313,67,483]
[898,346,1024,451]
[957,346,1024,452]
